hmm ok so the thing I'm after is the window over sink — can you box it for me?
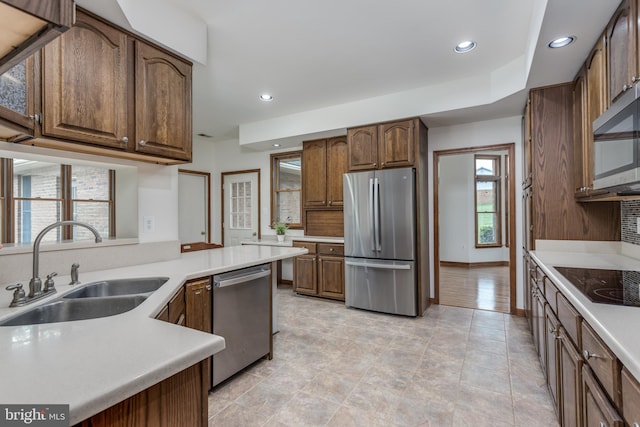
[0,150,137,247]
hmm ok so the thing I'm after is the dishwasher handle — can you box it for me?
[214,269,271,288]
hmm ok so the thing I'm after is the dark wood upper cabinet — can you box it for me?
[302,139,328,207]
[0,0,74,75]
[302,136,347,208]
[347,124,378,170]
[378,119,414,168]
[325,136,348,207]
[607,0,636,104]
[347,118,420,171]
[134,40,192,161]
[2,8,193,164]
[42,12,130,149]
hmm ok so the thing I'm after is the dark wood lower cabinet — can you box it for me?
[75,360,208,427]
[559,326,583,427]
[582,365,623,427]
[293,241,344,301]
[545,306,560,414]
[293,254,317,295]
[318,255,345,300]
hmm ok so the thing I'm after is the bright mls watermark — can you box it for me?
[0,405,68,426]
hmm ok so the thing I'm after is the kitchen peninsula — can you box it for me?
[0,244,306,426]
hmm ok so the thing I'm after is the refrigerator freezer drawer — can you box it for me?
[345,258,417,316]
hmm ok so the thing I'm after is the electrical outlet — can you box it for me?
[143,216,155,233]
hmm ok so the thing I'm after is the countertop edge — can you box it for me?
[530,249,640,381]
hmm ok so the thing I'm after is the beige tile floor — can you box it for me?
[208,287,559,426]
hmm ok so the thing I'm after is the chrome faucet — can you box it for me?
[29,221,102,298]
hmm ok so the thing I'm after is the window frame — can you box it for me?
[474,154,502,248]
[270,150,302,230]
[1,158,115,244]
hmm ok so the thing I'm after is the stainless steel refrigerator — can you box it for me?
[343,167,417,316]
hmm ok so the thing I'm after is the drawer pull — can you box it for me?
[583,349,602,360]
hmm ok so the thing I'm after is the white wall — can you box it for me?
[428,116,523,308]
[187,137,305,244]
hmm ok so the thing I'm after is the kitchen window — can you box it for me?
[270,151,302,229]
[474,155,501,248]
[1,158,115,244]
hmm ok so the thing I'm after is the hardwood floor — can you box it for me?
[439,264,510,313]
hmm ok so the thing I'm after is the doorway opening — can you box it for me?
[433,143,516,314]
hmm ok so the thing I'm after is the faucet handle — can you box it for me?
[44,272,58,292]
[6,283,26,307]
[69,263,80,285]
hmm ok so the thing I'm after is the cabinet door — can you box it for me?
[583,366,624,427]
[622,367,640,426]
[378,119,415,168]
[573,68,589,197]
[524,254,533,331]
[533,288,546,373]
[545,305,560,413]
[185,278,212,333]
[293,254,317,295]
[585,35,610,197]
[326,136,348,207]
[559,326,584,427]
[318,255,344,300]
[302,139,328,207]
[347,125,378,171]
[134,40,192,161]
[608,0,636,104]
[42,11,129,149]
[523,98,532,188]
[0,56,36,139]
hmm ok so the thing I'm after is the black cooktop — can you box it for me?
[553,266,640,307]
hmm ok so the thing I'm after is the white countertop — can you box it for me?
[0,245,307,424]
[531,242,640,381]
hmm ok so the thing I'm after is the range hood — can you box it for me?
[0,0,75,75]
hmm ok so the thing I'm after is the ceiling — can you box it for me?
[77,0,622,149]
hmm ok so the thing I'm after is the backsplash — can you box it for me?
[621,200,640,245]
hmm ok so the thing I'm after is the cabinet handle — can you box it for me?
[121,136,129,143]
[624,84,632,91]
[329,247,334,252]
[633,76,640,83]
[381,162,385,167]
[328,200,332,206]
[206,284,212,291]
[583,349,602,360]
[138,140,146,146]
[373,162,377,167]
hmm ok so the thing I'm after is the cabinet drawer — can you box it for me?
[168,286,185,324]
[293,241,317,254]
[557,292,581,349]
[317,243,344,256]
[622,367,640,426]
[581,321,622,408]
[544,277,558,314]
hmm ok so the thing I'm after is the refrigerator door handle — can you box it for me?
[373,177,381,252]
[345,260,411,270]
[369,178,376,252]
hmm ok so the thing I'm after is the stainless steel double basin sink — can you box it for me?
[0,277,169,327]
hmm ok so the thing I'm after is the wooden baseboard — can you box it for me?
[279,279,293,286]
[440,261,509,268]
[514,308,526,317]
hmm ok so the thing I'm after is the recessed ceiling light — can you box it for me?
[548,36,576,48]
[454,40,476,54]
[272,143,281,147]
[259,94,273,101]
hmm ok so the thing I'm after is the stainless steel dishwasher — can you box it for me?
[212,263,271,387]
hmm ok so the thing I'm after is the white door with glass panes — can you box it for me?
[222,172,259,246]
